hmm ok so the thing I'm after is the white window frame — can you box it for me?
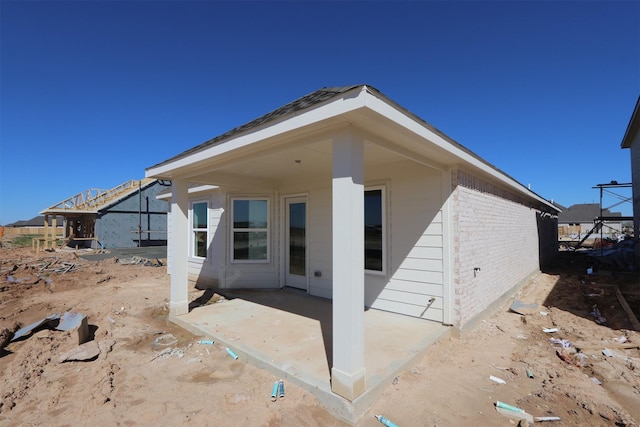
[364,185,387,275]
[230,197,270,264]
[190,200,208,260]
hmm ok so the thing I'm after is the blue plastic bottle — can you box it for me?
[375,414,399,427]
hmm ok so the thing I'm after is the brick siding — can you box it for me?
[451,169,557,328]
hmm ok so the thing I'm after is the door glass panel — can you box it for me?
[289,202,306,276]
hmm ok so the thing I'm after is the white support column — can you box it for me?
[331,130,366,401]
[170,178,189,316]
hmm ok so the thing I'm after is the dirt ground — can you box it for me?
[1,243,639,427]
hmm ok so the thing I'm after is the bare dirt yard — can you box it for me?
[1,242,639,427]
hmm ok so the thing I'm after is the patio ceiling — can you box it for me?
[183,134,421,190]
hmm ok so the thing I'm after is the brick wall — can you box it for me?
[451,169,556,328]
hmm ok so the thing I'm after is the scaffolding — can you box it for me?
[576,181,634,252]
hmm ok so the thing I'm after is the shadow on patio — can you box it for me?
[173,287,450,423]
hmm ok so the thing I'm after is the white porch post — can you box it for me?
[170,178,189,316]
[331,131,366,401]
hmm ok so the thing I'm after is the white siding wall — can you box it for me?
[220,191,279,288]
[182,188,279,289]
[170,161,446,313]
[451,169,540,328]
[278,175,334,298]
[187,191,225,287]
[365,161,445,322]
[307,186,333,298]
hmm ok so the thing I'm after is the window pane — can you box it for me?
[193,202,207,229]
[365,189,383,271]
[289,202,306,275]
[194,231,207,258]
[233,231,268,260]
[233,200,267,229]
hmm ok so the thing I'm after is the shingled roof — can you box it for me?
[146,84,558,213]
[558,203,622,223]
[148,85,364,170]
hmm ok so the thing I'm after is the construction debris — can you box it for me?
[615,286,640,330]
[590,305,607,325]
[10,311,89,344]
[116,256,163,267]
[489,375,506,384]
[59,340,101,362]
[0,323,20,349]
[225,347,239,360]
[57,311,89,344]
[549,338,572,348]
[574,341,639,351]
[494,404,534,425]
[510,300,539,315]
[11,314,62,342]
[154,333,178,347]
[587,238,636,271]
[150,346,189,361]
[375,414,399,427]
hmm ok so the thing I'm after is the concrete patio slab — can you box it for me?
[171,288,450,425]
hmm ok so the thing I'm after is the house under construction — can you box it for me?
[40,178,169,249]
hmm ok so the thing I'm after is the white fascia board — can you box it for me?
[363,91,556,210]
[146,87,368,178]
[156,184,219,200]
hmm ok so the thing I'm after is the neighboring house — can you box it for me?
[621,95,640,270]
[2,215,64,237]
[146,85,559,401]
[41,178,169,249]
[557,203,623,239]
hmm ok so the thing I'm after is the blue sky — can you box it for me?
[1,1,638,224]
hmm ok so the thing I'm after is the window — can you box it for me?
[232,198,269,262]
[191,201,208,258]
[365,187,385,273]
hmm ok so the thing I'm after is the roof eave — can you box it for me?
[146,85,368,178]
[621,96,640,149]
[362,89,560,212]
[147,85,558,212]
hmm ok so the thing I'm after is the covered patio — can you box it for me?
[172,288,449,423]
[146,85,558,423]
